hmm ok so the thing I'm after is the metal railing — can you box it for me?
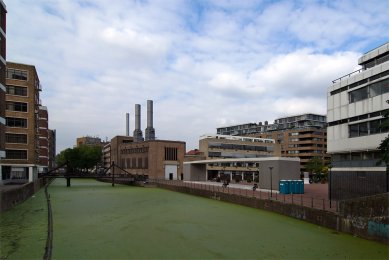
[151,180,338,212]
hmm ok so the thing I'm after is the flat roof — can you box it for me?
[184,157,300,165]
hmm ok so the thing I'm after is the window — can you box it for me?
[349,119,389,137]
[6,102,28,112]
[165,147,178,161]
[6,68,28,80]
[349,87,368,103]
[6,117,27,128]
[5,133,28,144]
[5,149,27,159]
[6,85,28,96]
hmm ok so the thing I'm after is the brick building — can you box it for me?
[0,1,6,164]
[105,135,186,180]
[0,62,55,184]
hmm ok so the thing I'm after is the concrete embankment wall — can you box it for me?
[0,179,44,212]
[156,183,388,244]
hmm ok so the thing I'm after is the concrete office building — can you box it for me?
[327,42,389,200]
[1,62,53,184]
[217,114,329,172]
[0,1,6,173]
[197,134,279,181]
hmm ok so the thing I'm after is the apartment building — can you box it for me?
[0,62,55,184]
[327,42,389,200]
[198,134,278,181]
[217,114,329,172]
[0,1,6,163]
[48,129,56,169]
[76,136,104,147]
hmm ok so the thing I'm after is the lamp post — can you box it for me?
[269,166,273,197]
[329,164,332,208]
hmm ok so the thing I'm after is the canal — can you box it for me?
[1,178,388,259]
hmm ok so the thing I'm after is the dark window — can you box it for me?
[359,122,368,136]
[349,87,368,103]
[6,101,28,112]
[5,133,28,144]
[6,68,28,80]
[5,149,27,159]
[6,85,28,96]
[6,117,27,128]
[349,124,359,138]
[370,120,381,134]
[165,147,178,160]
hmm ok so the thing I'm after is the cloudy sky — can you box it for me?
[6,0,389,152]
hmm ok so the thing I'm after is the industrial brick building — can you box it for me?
[327,42,389,200]
[0,62,55,184]
[103,100,186,180]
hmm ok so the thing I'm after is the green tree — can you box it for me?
[56,145,102,173]
[305,157,327,183]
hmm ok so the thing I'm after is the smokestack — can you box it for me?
[133,104,143,142]
[126,113,130,136]
[145,100,156,141]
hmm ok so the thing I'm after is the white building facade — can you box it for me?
[327,42,389,200]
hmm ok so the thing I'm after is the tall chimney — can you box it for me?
[145,100,156,141]
[126,113,130,136]
[133,104,143,142]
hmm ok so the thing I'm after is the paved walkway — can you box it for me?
[182,180,336,212]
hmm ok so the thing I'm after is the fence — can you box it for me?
[151,179,338,212]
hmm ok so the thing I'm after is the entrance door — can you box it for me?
[165,165,177,180]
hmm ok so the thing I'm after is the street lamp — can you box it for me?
[269,166,273,197]
[329,164,332,208]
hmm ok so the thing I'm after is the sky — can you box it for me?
[5,0,389,153]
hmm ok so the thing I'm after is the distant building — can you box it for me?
[108,136,185,180]
[1,62,54,184]
[327,42,389,200]
[217,113,329,172]
[197,134,279,181]
[0,1,7,164]
[76,136,104,147]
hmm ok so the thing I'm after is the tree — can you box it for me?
[305,157,327,183]
[56,145,102,173]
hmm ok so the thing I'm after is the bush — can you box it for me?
[247,179,252,183]
[254,177,259,183]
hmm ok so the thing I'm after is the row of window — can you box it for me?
[349,78,389,103]
[121,157,148,169]
[209,143,270,152]
[330,69,389,96]
[349,119,389,138]
[5,133,28,144]
[6,85,28,96]
[6,101,28,112]
[5,149,27,159]
[363,52,389,69]
[6,117,27,128]
[6,68,28,81]
[328,109,387,127]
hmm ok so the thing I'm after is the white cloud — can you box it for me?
[5,0,389,152]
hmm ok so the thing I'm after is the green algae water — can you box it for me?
[0,188,47,259]
[1,179,388,259]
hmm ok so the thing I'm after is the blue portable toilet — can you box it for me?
[286,180,292,194]
[298,180,304,194]
[291,180,298,194]
[279,180,284,194]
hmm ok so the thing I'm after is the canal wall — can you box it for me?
[0,179,44,212]
[156,182,389,244]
